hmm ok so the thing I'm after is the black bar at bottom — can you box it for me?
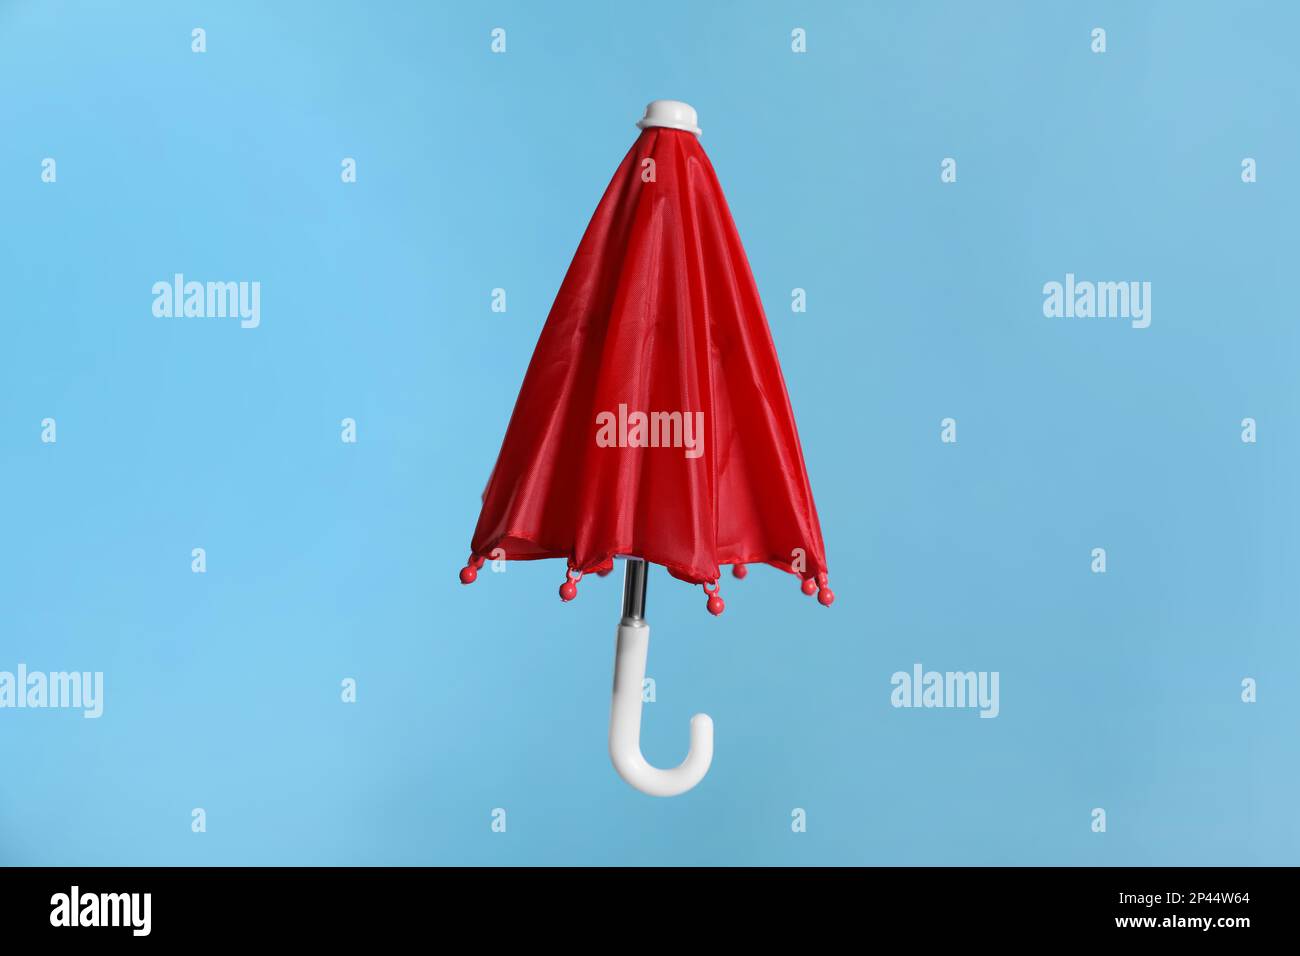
[0,865,1279,941]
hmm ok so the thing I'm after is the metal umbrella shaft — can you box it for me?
[621,557,648,621]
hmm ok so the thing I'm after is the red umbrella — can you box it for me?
[460,101,832,795]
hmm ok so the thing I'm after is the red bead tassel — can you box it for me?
[559,568,582,602]
[799,572,833,605]
[459,554,485,584]
[815,571,834,607]
[703,581,724,616]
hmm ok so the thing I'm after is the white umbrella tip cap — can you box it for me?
[636,100,701,136]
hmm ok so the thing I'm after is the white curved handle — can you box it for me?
[609,620,713,797]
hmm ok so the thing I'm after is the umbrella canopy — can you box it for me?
[460,102,832,613]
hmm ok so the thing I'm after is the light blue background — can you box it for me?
[2,0,1297,865]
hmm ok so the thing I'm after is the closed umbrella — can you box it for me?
[459,101,833,796]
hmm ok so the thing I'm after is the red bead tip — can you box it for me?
[459,565,478,585]
[817,586,834,607]
[596,567,612,577]
[559,580,577,601]
[801,578,817,596]
[703,582,724,615]
[732,563,748,579]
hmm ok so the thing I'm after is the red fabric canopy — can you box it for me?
[460,126,831,608]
